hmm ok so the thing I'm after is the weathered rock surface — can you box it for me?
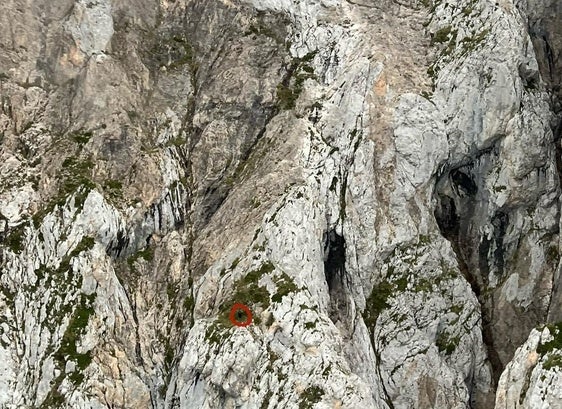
[495,324,562,409]
[0,0,561,408]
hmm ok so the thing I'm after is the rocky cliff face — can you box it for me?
[0,0,561,408]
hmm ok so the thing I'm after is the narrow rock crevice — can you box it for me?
[323,229,350,326]
[324,229,346,292]
[433,161,504,387]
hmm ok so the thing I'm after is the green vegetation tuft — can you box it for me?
[432,25,453,44]
[436,331,460,355]
[104,179,122,190]
[52,293,96,387]
[537,322,562,355]
[167,136,187,147]
[230,268,271,310]
[231,257,241,270]
[462,6,473,16]
[4,224,27,253]
[58,157,95,209]
[216,261,278,327]
[532,322,562,370]
[250,197,261,208]
[277,52,318,110]
[104,179,124,202]
[260,391,274,409]
[205,321,229,345]
[271,272,299,303]
[167,36,197,74]
[418,235,431,245]
[363,280,393,329]
[127,246,155,272]
[56,236,96,275]
[363,239,460,329]
[543,353,562,370]
[460,29,490,53]
[450,304,463,315]
[71,236,95,257]
[276,83,299,111]
[54,295,94,352]
[33,131,98,228]
[299,385,324,409]
[183,294,195,312]
[70,130,93,145]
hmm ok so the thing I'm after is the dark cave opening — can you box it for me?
[324,229,346,291]
[491,211,509,277]
[323,229,350,326]
[434,194,460,239]
[433,166,506,390]
[450,169,478,196]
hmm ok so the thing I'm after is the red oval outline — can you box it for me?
[229,303,253,327]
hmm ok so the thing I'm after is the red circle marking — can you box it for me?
[229,303,252,327]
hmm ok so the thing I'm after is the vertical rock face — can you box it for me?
[0,0,561,408]
[495,324,562,409]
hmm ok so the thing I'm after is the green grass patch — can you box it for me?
[57,236,96,275]
[230,274,270,310]
[537,322,562,355]
[32,151,95,228]
[277,52,318,110]
[364,242,460,329]
[217,262,277,325]
[299,385,324,409]
[70,130,93,145]
[52,293,96,385]
[450,304,463,315]
[363,280,393,329]
[460,29,490,53]
[70,236,95,257]
[103,179,124,201]
[205,320,230,345]
[432,25,453,44]
[271,272,299,303]
[166,137,187,147]
[436,331,460,355]
[127,246,155,272]
[543,353,562,370]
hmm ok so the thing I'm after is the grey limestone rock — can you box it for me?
[0,0,561,408]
